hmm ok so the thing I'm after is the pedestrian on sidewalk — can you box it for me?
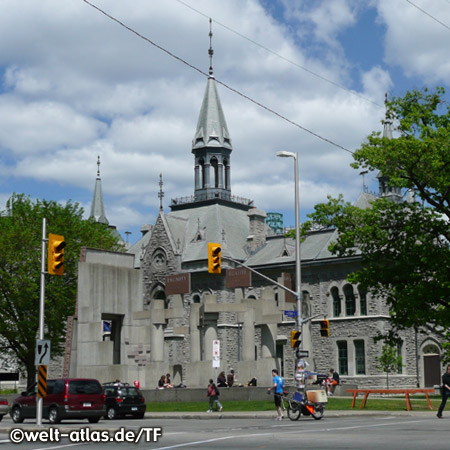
[437,365,450,418]
[267,368,284,421]
[206,379,223,413]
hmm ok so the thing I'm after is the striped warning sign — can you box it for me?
[37,365,47,398]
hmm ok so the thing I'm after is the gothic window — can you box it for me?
[354,340,366,375]
[151,249,167,272]
[191,294,201,304]
[210,157,219,188]
[358,286,367,316]
[199,158,205,188]
[224,158,229,189]
[337,341,348,376]
[343,284,356,316]
[331,286,341,317]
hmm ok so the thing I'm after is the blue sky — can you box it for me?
[1,0,450,245]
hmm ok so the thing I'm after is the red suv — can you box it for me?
[10,378,105,424]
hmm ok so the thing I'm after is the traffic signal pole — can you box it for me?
[37,218,47,426]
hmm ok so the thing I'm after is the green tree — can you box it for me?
[0,194,123,386]
[300,87,450,358]
[375,344,402,389]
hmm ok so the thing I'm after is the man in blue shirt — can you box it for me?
[267,369,284,420]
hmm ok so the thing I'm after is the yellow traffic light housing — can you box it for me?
[320,319,330,337]
[48,233,65,276]
[208,243,221,274]
[290,330,301,348]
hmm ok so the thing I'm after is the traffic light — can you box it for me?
[208,242,221,274]
[320,319,330,337]
[290,330,301,348]
[48,233,66,276]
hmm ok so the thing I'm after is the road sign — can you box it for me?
[296,350,309,358]
[35,340,51,366]
[212,340,220,368]
[284,310,298,318]
[37,365,47,398]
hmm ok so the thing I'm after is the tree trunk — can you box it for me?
[25,358,37,390]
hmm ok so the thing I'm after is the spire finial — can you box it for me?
[208,18,214,77]
[158,173,165,211]
[97,155,101,178]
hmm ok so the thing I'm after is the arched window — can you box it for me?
[223,158,229,189]
[199,158,205,188]
[358,286,367,316]
[210,157,219,188]
[331,286,341,317]
[343,284,356,316]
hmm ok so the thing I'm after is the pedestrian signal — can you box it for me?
[320,319,330,337]
[290,330,301,348]
[208,243,222,274]
[48,233,65,276]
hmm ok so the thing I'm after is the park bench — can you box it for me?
[346,388,435,411]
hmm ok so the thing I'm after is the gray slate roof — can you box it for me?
[192,77,232,151]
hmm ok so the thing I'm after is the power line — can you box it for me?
[405,0,450,32]
[173,0,383,109]
[81,0,354,155]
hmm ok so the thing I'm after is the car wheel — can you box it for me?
[106,406,117,420]
[134,412,145,419]
[0,414,3,422]
[48,406,61,424]
[11,407,24,424]
[88,416,100,423]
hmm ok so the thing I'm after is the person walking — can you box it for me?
[206,379,223,413]
[437,365,450,418]
[267,368,284,421]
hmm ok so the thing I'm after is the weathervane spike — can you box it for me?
[208,18,214,77]
[97,155,101,178]
[158,173,165,211]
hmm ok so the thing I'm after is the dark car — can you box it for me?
[103,382,146,419]
[10,378,105,424]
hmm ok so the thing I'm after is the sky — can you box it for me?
[1,0,450,245]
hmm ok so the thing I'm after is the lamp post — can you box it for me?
[276,151,302,347]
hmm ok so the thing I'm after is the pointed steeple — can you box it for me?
[170,20,253,212]
[377,94,402,203]
[191,19,232,202]
[90,156,109,224]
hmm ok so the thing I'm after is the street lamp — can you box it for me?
[276,151,302,347]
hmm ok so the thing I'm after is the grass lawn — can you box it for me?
[146,396,442,412]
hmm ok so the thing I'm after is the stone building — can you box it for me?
[67,47,444,390]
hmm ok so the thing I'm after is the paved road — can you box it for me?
[0,411,446,449]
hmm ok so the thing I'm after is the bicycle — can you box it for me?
[281,390,327,421]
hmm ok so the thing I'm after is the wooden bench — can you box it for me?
[346,389,435,411]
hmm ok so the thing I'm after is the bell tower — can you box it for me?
[192,19,232,202]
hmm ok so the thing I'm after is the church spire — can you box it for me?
[191,20,232,202]
[377,94,402,202]
[89,155,109,224]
